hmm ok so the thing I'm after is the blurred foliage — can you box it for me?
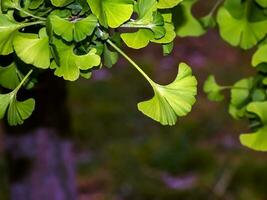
[68,34,267,199]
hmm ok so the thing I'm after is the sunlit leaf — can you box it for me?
[50,0,74,7]
[240,101,267,151]
[0,14,23,55]
[252,44,267,67]
[174,0,205,37]
[51,38,101,81]
[138,63,197,125]
[87,0,134,28]
[50,14,97,42]
[217,2,267,49]
[13,28,50,69]
[157,0,183,9]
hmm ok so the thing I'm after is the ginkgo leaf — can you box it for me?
[217,6,267,49]
[121,29,154,49]
[174,0,205,37]
[0,92,35,126]
[87,0,134,28]
[229,78,253,119]
[240,101,267,151]
[103,44,119,68]
[13,29,50,69]
[50,14,97,42]
[138,63,197,125]
[51,38,101,81]
[7,97,35,126]
[157,0,183,9]
[252,44,267,67]
[1,0,19,11]
[0,62,20,90]
[203,75,225,102]
[50,0,74,7]
[0,14,23,55]
[121,0,166,49]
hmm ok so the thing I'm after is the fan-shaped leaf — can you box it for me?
[0,14,23,55]
[203,75,224,102]
[13,29,50,69]
[0,62,20,90]
[138,63,197,125]
[50,14,97,42]
[252,44,267,67]
[51,38,101,81]
[240,101,267,151]
[50,0,73,7]
[217,6,267,49]
[87,0,134,28]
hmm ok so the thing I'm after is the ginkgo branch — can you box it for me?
[107,39,154,87]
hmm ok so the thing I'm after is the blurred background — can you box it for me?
[1,1,267,200]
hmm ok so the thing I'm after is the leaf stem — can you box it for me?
[22,21,46,28]
[107,39,154,86]
[14,70,33,93]
[221,86,249,90]
[209,0,224,16]
[15,7,46,21]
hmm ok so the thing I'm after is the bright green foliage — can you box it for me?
[0,14,23,55]
[203,75,224,102]
[51,38,101,81]
[121,0,165,49]
[157,0,183,9]
[13,29,50,69]
[50,14,97,42]
[0,63,20,90]
[87,0,134,28]
[50,0,74,7]
[174,0,205,37]
[240,102,267,151]
[252,44,267,67]
[138,63,197,126]
[217,0,267,49]
[229,78,253,119]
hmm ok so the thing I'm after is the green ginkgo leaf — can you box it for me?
[157,0,183,9]
[1,0,19,11]
[252,44,267,67]
[0,14,23,55]
[50,14,97,42]
[103,44,119,68]
[138,63,197,125]
[174,0,205,37]
[13,29,50,69]
[121,29,154,49]
[217,5,267,49]
[0,93,35,126]
[120,0,165,49]
[50,0,74,7]
[87,0,134,28]
[51,38,101,81]
[240,101,267,151]
[229,78,253,119]
[203,75,225,102]
[0,62,20,90]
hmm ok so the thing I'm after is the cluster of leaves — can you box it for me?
[0,0,203,126]
[203,0,267,151]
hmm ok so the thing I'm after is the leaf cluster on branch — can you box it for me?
[0,0,267,151]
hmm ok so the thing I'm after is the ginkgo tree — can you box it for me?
[1,0,267,152]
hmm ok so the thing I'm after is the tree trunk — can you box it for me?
[3,73,77,200]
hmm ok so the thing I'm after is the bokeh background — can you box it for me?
[1,1,267,200]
